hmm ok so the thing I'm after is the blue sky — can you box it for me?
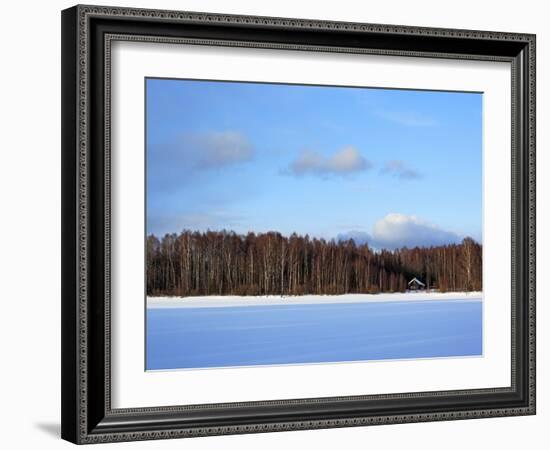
[146,78,482,249]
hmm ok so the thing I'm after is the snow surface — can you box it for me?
[147,291,482,309]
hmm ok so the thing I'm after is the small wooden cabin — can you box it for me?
[408,277,426,291]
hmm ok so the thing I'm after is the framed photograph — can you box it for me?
[61,5,536,444]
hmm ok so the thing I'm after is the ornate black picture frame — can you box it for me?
[61,4,536,444]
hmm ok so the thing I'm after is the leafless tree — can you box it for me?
[146,230,482,297]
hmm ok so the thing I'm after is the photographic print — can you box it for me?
[61,8,536,441]
[145,78,483,371]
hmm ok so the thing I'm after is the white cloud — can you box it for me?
[338,214,463,249]
[380,160,422,180]
[372,213,462,249]
[287,146,371,177]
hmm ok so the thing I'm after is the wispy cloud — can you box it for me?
[380,160,422,180]
[337,230,372,246]
[338,213,463,249]
[148,131,253,192]
[376,111,437,127]
[285,146,372,178]
[186,131,253,168]
[147,211,247,237]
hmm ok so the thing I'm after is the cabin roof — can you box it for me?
[408,277,426,286]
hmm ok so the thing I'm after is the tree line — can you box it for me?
[146,230,482,297]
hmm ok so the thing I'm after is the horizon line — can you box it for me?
[145,228,482,250]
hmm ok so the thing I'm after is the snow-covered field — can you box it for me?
[147,291,482,309]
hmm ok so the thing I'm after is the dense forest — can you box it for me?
[146,230,482,297]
